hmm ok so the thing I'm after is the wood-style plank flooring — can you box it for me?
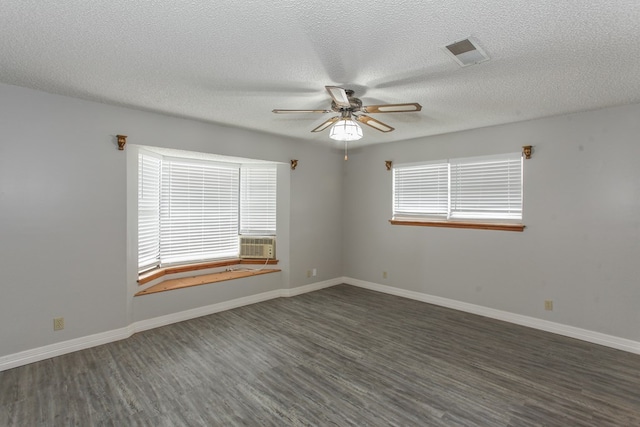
[1,284,639,426]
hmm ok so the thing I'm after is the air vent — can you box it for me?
[444,37,489,67]
[239,236,276,259]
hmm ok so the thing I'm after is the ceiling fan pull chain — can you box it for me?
[344,141,348,161]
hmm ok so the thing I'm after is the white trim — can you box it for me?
[343,277,640,355]
[0,279,341,372]
[282,277,343,297]
[132,289,283,334]
[0,326,134,372]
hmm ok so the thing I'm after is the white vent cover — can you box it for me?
[239,236,276,259]
[444,37,489,67]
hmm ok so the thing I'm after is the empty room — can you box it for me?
[1,1,640,426]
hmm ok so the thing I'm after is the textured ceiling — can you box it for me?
[2,1,640,148]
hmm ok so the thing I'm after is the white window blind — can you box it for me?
[240,166,277,235]
[160,158,239,265]
[137,150,279,273]
[393,162,449,217]
[393,153,523,221]
[138,153,161,271]
[450,153,522,220]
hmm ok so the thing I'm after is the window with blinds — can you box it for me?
[392,162,449,218]
[450,154,522,220]
[240,167,277,235]
[393,152,522,221]
[138,153,161,271]
[137,150,277,272]
[160,158,240,265]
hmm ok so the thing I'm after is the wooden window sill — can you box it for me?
[135,268,281,296]
[389,219,525,232]
[138,258,279,285]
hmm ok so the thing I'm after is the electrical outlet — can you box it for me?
[307,270,311,278]
[312,268,317,277]
[544,300,553,311]
[53,317,64,331]
[383,271,388,279]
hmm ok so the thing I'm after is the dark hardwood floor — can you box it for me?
[1,284,640,426]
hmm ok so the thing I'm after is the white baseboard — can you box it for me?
[0,279,339,372]
[0,326,134,372]
[132,277,340,333]
[281,277,343,297]
[132,289,284,334]
[343,277,640,355]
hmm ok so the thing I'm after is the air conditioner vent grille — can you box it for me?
[444,37,489,67]
[239,236,276,259]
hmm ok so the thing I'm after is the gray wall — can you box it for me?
[0,83,344,357]
[343,103,640,341]
[2,79,639,360]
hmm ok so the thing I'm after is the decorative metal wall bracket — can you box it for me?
[117,135,127,151]
[522,145,532,159]
[291,159,298,170]
[385,160,393,171]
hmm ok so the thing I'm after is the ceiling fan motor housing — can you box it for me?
[331,90,362,112]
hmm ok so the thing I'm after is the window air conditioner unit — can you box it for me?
[239,236,276,259]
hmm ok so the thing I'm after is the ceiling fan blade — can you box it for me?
[311,116,340,132]
[362,103,422,113]
[355,115,395,132]
[325,86,351,108]
[272,109,332,114]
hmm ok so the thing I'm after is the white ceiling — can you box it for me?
[2,1,640,148]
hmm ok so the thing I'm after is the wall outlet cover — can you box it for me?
[53,317,65,331]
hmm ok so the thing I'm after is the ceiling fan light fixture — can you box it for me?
[329,118,363,141]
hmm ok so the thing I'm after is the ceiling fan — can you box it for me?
[272,86,422,139]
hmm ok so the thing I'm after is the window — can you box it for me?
[137,150,277,272]
[393,152,523,222]
[240,167,277,235]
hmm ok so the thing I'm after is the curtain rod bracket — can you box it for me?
[117,135,127,151]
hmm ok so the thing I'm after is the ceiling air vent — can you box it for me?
[444,37,489,67]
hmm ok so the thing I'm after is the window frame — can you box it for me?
[137,149,278,274]
[391,152,525,232]
[159,155,241,266]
